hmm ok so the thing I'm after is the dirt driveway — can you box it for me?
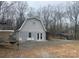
[0,39,79,58]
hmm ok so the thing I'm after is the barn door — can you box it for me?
[37,33,42,40]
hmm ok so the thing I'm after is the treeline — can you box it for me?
[27,1,79,40]
[0,1,79,40]
[0,1,28,30]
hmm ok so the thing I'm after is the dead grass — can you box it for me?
[0,41,79,58]
[19,42,79,58]
[47,44,79,58]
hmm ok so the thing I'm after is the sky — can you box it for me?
[27,1,72,24]
[27,1,69,10]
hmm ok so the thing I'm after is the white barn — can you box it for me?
[16,17,46,42]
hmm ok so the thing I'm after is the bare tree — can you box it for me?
[36,5,65,33]
[0,1,28,30]
[27,7,36,17]
[15,1,28,29]
[67,1,79,40]
[0,1,17,30]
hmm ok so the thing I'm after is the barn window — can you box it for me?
[37,33,39,40]
[29,32,31,38]
[40,33,42,39]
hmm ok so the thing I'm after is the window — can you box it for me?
[41,33,42,39]
[37,33,39,40]
[29,32,31,38]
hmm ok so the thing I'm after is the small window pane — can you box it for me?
[41,33,42,39]
[37,33,39,39]
[29,32,31,38]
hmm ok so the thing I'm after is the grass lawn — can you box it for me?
[0,40,79,58]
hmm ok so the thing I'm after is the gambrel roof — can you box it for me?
[18,17,46,31]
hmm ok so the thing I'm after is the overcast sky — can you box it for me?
[27,1,70,10]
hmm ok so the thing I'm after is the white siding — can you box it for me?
[21,19,45,32]
[18,18,46,41]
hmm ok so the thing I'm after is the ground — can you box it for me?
[0,40,79,58]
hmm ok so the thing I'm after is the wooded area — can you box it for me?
[0,1,79,40]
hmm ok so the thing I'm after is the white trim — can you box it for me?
[19,37,22,41]
[36,39,46,41]
[27,38,34,40]
[40,20,46,31]
[18,17,46,31]
[18,20,27,31]
[0,30,14,32]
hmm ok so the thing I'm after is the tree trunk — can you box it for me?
[74,16,77,40]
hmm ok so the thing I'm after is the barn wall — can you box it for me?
[18,31,46,42]
[17,18,46,41]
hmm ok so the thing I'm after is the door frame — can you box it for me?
[36,33,43,41]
